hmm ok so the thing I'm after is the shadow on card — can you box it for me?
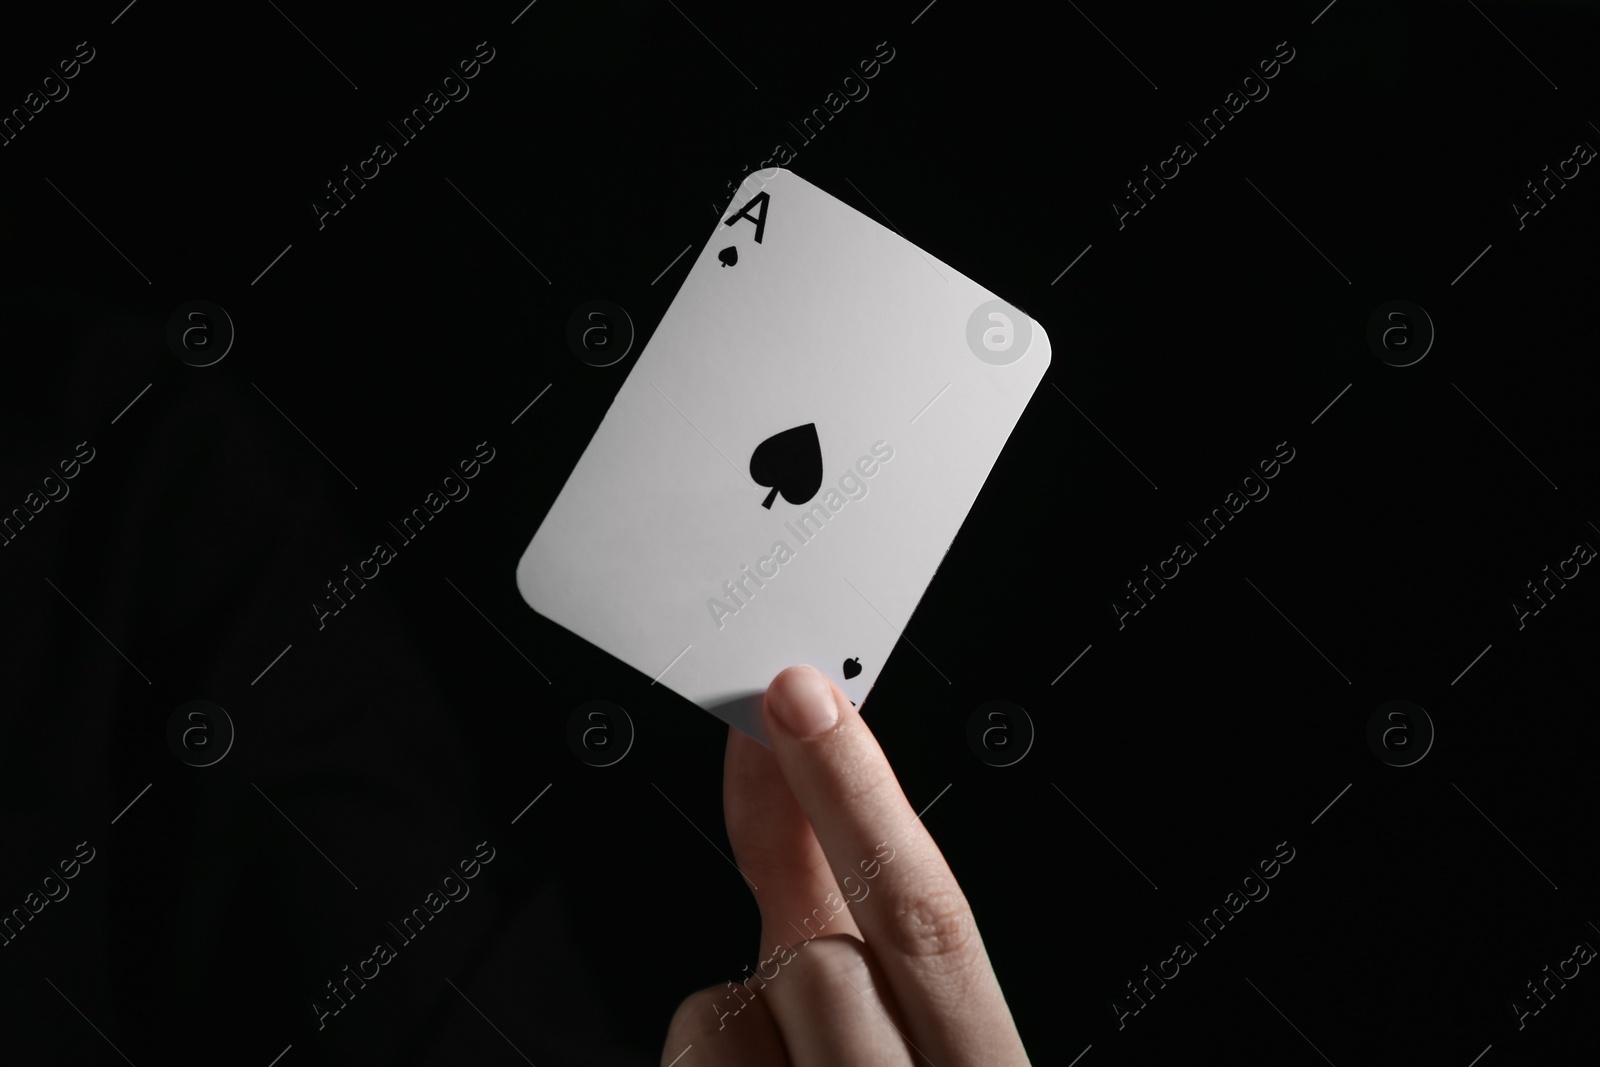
[704,690,771,749]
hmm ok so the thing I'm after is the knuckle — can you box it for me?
[783,934,872,1004]
[881,883,978,963]
[665,987,731,1043]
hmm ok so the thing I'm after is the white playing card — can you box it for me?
[517,167,1050,746]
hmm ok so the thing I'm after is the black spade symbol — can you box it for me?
[718,246,738,267]
[749,423,823,509]
[842,657,862,680]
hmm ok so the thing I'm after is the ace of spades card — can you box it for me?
[517,168,1050,746]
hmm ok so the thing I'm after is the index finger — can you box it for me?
[762,665,1030,1066]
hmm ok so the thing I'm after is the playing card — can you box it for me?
[517,167,1050,746]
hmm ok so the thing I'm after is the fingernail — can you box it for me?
[769,666,839,738]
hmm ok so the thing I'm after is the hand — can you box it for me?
[662,665,1031,1066]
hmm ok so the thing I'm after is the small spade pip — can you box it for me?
[750,423,823,509]
[718,246,738,267]
[842,657,862,680]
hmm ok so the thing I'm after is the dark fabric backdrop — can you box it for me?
[2,1,1598,1064]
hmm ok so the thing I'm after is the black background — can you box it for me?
[1,0,1598,1064]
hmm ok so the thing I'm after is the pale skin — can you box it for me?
[662,664,1031,1066]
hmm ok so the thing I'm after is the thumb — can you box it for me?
[762,664,1028,1065]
